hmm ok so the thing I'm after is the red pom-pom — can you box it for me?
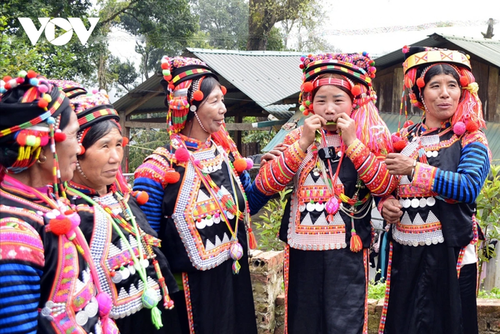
[161,63,169,69]
[303,109,309,116]
[16,77,24,84]
[351,85,361,96]
[233,158,248,173]
[2,76,12,83]
[122,137,129,146]
[299,63,304,69]
[403,120,414,128]
[38,99,48,108]
[4,82,11,90]
[165,170,180,184]
[192,90,204,101]
[466,120,479,133]
[27,70,37,79]
[302,82,313,92]
[49,217,72,235]
[393,140,407,152]
[220,85,227,95]
[416,77,425,88]
[16,132,27,146]
[460,76,469,87]
[133,191,149,205]
[175,147,190,162]
[54,131,66,142]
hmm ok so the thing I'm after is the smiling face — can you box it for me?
[422,73,461,128]
[73,126,123,194]
[313,85,353,131]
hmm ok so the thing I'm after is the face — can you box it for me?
[75,127,123,191]
[41,110,80,182]
[422,73,461,128]
[313,85,353,131]
[196,86,227,135]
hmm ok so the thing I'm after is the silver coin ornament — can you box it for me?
[111,271,122,284]
[75,310,89,326]
[306,202,315,212]
[299,204,306,212]
[85,298,99,318]
[411,198,420,208]
[426,197,436,206]
[120,267,130,280]
[403,199,411,208]
[419,198,427,208]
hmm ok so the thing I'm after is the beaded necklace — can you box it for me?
[314,130,370,252]
[67,186,172,329]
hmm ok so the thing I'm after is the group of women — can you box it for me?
[0,43,489,334]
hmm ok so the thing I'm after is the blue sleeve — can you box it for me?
[133,177,165,234]
[240,170,272,215]
[433,142,490,203]
[0,263,42,334]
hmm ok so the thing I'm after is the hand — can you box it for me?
[334,113,356,146]
[385,153,415,176]
[298,114,326,152]
[382,197,403,224]
[260,143,289,165]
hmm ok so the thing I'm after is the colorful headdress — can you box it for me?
[0,71,71,174]
[160,56,221,134]
[402,46,485,133]
[298,52,392,155]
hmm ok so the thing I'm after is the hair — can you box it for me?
[0,103,74,170]
[312,73,354,102]
[190,76,221,120]
[413,64,461,104]
[80,120,121,158]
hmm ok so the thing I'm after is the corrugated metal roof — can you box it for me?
[187,48,303,108]
[374,33,500,69]
[263,112,500,163]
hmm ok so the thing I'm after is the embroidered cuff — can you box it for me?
[412,163,436,191]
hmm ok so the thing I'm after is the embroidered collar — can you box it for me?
[178,133,212,150]
[68,180,116,196]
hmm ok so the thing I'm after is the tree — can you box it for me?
[107,55,139,93]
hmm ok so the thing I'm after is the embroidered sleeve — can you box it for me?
[254,128,306,196]
[345,138,398,196]
[412,132,490,204]
[133,147,172,233]
[0,219,44,333]
[239,170,271,215]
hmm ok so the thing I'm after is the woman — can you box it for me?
[380,46,490,334]
[254,53,397,334]
[51,81,179,334]
[0,72,118,333]
[133,56,270,334]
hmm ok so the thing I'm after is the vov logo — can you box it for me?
[18,18,100,46]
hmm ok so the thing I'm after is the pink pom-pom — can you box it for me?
[175,147,190,162]
[38,85,48,93]
[92,88,99,94]
[453,121,466,135]
[325,197,340,215]
[96,292,113,316]
[40,136,49,146]
[246,158,254,169]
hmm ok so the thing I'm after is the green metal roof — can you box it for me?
[263,112,500,164]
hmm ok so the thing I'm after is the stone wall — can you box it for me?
[249,250,500,334]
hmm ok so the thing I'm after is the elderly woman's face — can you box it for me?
[78,127,123,189]
[422,73,461,128]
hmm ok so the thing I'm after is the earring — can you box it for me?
[37,155,47,164]
[76,160,88,179]
[193,111,209,133]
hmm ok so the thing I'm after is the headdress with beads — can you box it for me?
[298,52,392,156]
[0,71,72,176]
[402,46,485,134]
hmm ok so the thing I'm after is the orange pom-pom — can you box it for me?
[460,76,469,87]
[233,158,248,173]
[303,109,309,116]
[393,140,407,152]
[165,170,180,184]
[133,191,149,205]
[161,63,169,69]
[220,85,227,95]
[403,120,414,128]
[175,147,190,162]
[38,99,49,108]
[302,82,313,92]
[49,217,72,236]
[27,70,37,79]
[416,77,425,88]
[192,90,204,101]
[465,120,479,133]
[351,85,361,96]
[122,137,129,146]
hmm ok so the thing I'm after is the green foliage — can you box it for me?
[241,116,276,149]
[254,188,291,251]
[128,127,169,173]
[367,280,386,300]
[476,165,500,286]
[478,287,500,299]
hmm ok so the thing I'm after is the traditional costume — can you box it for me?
[0,73,118,333]
[133,57,269,334]
[50,82,179,334]
[254,53,397,334]
[379,46,491,334]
